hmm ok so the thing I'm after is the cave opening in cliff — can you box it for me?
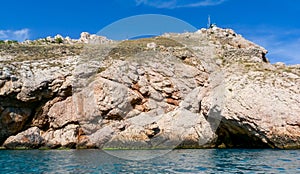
[215,121,271,148]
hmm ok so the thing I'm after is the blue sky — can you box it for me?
[0,0,299,64]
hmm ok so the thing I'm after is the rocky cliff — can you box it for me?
[0,27,299,149]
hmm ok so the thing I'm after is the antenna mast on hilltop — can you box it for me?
[207,15,211,29]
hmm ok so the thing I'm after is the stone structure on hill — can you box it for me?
[0,27,299,150]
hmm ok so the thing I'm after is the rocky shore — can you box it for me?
[0,27,299,149]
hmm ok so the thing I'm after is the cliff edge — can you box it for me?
[0,27,299,149]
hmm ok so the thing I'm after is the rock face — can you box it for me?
[0,28,299,149]
[4,127,44,149]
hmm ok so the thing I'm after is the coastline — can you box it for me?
[1,28,299,150]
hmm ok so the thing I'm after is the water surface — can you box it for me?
[0,149,299,173]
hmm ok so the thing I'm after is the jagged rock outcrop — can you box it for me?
[21,32,112,45]
[0,27,299,149]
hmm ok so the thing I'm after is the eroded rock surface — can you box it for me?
[1,28,299,149]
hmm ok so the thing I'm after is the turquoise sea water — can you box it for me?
[0,149,299,173]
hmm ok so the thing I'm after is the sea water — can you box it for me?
[0,149,299,173]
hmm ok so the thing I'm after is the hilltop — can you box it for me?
[0,27,299,149]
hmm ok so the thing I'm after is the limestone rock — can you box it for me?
[3,127,44,149]
[219,66,300,148]
[42,124,79,149]
[79,32,112,44]
[0,108,32,144]
[0,27,299,149]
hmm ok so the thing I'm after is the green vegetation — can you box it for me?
[55,37,64,44]
[43,38,49,43]
[7,40,18,44]
[97,67,107,73]
[0,40,18,45]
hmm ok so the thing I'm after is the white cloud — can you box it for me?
[0,30,8,38]
[0,28,30,41]
[135,0,227,8]
[233,26,300,65]
[267,39,300,65]
[179,0,227,7]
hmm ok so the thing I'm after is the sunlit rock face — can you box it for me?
[1,28,299,149]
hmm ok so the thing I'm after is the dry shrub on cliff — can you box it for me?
[0,44,83,63]
[108,37,184,59]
